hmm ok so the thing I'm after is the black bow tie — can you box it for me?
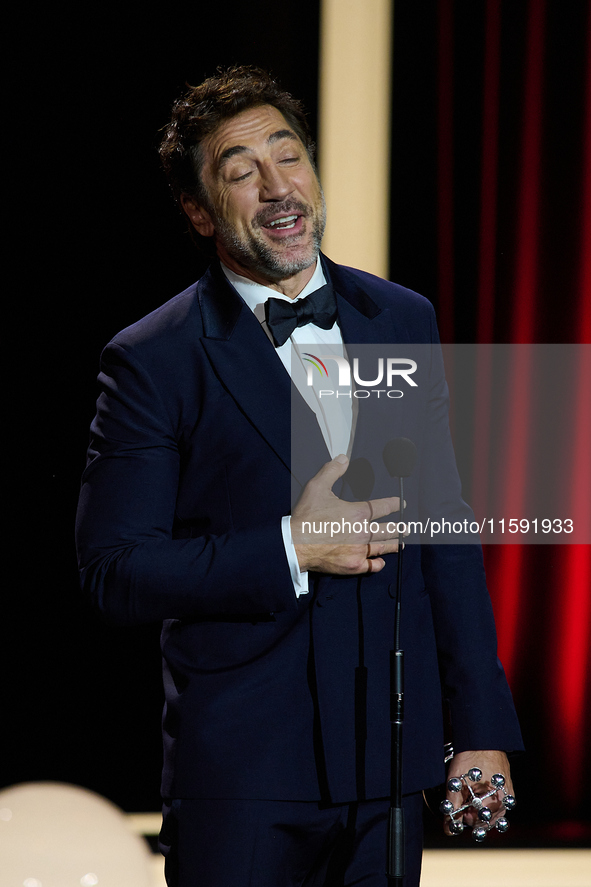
[264,283,338,347]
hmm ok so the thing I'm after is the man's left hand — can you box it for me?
[443,749,514,836]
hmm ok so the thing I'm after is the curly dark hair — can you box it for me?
[158,65,315,209]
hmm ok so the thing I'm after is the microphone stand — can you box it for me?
[387,475,405,884]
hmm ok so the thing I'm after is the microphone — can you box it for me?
[343,457,375,500]
[342,457,375,801]
[383,438,418,480]
[382,438,417,886]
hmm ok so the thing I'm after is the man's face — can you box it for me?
[186,105,326,291]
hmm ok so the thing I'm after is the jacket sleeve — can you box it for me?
[75,340,298,626]
[418,306,524,754]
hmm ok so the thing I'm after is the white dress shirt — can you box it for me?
[221,260,353,596]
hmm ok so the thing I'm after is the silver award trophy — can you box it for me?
[439,768,516,842]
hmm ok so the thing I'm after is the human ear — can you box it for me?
[180,194,215,237]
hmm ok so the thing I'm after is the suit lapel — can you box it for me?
[197,257,409,489]
[198,263,327,483]
[321,256,415,492]
[322,254,411,346]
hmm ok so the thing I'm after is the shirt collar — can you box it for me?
[220,259,327,314]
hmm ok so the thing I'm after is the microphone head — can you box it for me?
[383,438,418,478]
[343,457,375,500]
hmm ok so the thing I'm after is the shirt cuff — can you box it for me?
[281,515,309,597]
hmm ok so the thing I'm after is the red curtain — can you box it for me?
[436,0,591,816]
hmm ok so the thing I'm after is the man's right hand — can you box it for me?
[292,454,403,575]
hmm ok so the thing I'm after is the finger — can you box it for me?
[443,816,460,837]
[446,786,469,813]
[367,523,407,544]
[366,495,401,521]
[483,789,511,826]
[367,539,401,558]
[443,783,470,820]
[365,556,385,574]
[446,783,509,831]
[313,454,350,488]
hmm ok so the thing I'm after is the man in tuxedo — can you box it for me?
[76,66,523,886]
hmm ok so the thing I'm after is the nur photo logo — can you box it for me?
[303,353,418,399]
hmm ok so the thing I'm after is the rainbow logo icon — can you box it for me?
[303,353,329,377]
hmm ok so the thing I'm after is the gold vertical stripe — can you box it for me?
[318,0,393,278]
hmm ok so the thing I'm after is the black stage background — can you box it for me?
[5,0,590,847]
[7,0,320,815]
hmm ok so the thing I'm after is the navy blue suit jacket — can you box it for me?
[76,255,523,804]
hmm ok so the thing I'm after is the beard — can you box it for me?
[211,193,327,282]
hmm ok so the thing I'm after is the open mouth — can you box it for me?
[263,214,300,230]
